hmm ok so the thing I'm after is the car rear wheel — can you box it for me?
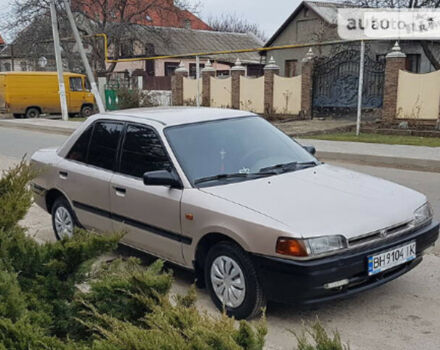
[25,107,40,118]
[51,197,78,240]
[205,241,266,319]
[81,105,94,118]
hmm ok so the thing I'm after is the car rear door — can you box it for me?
[109,123,186,265]
[57,120,124,232]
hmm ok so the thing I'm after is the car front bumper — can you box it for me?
[251,221,439,305]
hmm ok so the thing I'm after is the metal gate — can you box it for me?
[312,50,385,113]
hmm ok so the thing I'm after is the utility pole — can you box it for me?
[50,0,69,121]
[63,0,106,113]
[356,40,365,136]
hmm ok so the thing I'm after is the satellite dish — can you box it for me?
[38,56,48,68]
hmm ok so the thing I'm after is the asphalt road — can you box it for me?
[1,126,440,350]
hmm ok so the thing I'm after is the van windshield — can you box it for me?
[165,116,318,187]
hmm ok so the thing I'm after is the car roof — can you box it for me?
[102,107,255,127]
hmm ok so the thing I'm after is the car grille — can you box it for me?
[348,221,415,247]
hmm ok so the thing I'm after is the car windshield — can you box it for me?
[165,116,318,187]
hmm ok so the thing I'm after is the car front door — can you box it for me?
[110,123,185,265]
[57,120,124,232]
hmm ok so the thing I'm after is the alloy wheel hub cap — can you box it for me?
[210,256,246,308]
[54,207,74,238]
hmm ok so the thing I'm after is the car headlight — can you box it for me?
[414,202,433,226]
[276,235,348,258]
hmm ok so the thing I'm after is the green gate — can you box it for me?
[104,89,119,111]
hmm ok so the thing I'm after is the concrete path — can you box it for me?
[1,118,439,173]
[299,139,440,173]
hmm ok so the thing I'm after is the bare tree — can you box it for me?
[344,0,440,69]
[3,0,202,73]
[206,13,267,42]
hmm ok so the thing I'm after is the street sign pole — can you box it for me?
[63,0,106,113]
[356,40,365,136]
[50,0,69,121]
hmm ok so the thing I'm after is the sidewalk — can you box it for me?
[0,118,439,172]
[300,138,440,172]
[0,118,80,135]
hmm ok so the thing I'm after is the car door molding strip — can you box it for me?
[72,201,192,245]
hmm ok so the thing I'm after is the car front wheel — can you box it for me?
[51,197,77,240]
[205,241,266,319]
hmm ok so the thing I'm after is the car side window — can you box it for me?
[88,122,124,171]
[70,77,83,92]
[66,126,93,163]
[120,124,171,178]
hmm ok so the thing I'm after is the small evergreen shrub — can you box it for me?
[0,163,268,349]
[294,321,350,350]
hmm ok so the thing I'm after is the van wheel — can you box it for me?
[205,241,266,320]
[26,107,40,119]
[81,105,94,118]
[51,197,78,240]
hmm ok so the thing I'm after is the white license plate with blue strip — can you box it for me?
[368,241,416,276]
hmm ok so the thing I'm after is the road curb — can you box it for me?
[318,151,440,173]
[0,120,77,136]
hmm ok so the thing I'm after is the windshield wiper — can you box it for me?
[194,172,276,186]
[259,161,318,174]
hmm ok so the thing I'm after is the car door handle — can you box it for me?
[114,187,126,197]
[59,171,68,179]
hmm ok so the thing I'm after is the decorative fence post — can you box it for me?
[383,42,406,122]
[264,56,280,117]
[301,48,315,119]
[202,60,216,107]
[172,61,188,106]
[231,58,246,110]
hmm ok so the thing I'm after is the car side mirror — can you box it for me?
[143,170,182,189]
[303,145,316,155]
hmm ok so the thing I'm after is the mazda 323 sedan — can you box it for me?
[31,107,439,319]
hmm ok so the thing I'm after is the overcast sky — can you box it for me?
[0,0,302,41]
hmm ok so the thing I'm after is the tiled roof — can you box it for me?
[125,25,264,64]
[72,0,211,30]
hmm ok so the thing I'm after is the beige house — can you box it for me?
[264,0,440,76]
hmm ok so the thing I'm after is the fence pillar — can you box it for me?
[383,42,406,122]
[264,56,280,117]
[202,60,216,107]
[231,58,246,110]
[172,62,188,106]
[300,48,315,119]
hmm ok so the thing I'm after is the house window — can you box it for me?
[216,70,230,77]
[120,40,134,58]
[376,54,386,64]
[20,61,27,71]
[285,60,297,77]
[189,63,205,77]
[406,54,421,73]
[164,62,180,76]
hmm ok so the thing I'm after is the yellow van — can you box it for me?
[0,72,95,118]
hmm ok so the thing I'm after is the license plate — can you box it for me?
[368,241,416,276]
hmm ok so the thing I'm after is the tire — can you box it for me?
[205,241,266,319]
[51,197,78,240]
[25,107,40,119]
[80,105,94,118]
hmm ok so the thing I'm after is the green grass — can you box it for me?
[306,132,440,147]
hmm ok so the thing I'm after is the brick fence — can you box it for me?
[171,44,440,126]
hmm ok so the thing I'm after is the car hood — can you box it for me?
[200,164,426,239]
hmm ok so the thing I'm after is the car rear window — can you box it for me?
[67,125,93,163]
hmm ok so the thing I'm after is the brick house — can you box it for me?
[264,0,440,76]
